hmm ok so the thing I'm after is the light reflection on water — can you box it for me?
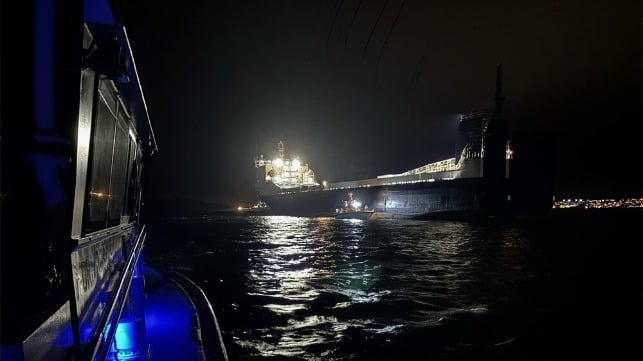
[144,210,642,360]
[196,215,530,360]
[146,213,576,360]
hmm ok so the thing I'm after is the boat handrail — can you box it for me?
[88,224,146,361]
[76,223,136,244]
[171,272,230,361]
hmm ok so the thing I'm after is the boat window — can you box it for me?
[84,95,116,233]
[123,140,140,221]
[84,79,140,233]
[107,115,130,226]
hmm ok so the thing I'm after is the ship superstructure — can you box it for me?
[254,140,320,194]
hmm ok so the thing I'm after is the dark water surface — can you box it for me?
[143,210,641,360]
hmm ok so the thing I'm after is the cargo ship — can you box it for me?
[1,1,227,360]
[254,66,550,219]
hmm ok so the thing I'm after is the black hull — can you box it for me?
[258,178,492,219]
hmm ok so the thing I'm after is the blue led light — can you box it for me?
[111,317,143,360]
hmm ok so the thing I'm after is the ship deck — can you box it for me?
[143,264,228,361]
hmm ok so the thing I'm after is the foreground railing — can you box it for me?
[89,225,147,361]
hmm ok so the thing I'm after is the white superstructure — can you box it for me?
[254,140,319,190]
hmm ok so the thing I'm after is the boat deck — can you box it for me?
[143,264,228,361]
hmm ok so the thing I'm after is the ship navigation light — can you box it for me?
[292,158,301,168]
[274,158,284,167]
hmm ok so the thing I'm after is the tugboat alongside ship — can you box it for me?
[335,192,375,220]
[253,66,550,219]
[1,1,227,360]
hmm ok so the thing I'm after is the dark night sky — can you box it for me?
[118,0,641,205]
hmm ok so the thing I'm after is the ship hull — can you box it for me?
[258,177,492,219]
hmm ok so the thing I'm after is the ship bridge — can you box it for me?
[255,141,319,190]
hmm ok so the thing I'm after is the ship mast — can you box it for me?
[482,63,509,214]
[277,140,285,159]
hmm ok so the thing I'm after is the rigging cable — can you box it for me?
[326,0,346,55]
[375,0,406,83]
[361,0,390,62]
[344,0,363,47]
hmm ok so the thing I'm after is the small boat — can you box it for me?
[236,201,271,215]
[335,193,375,220]
[336,210,375,220]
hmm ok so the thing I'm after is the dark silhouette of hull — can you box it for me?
[260,178,489,219]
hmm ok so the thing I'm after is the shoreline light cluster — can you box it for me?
[552,198,643,209]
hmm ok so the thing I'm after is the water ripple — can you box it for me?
[146,214,565,360]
